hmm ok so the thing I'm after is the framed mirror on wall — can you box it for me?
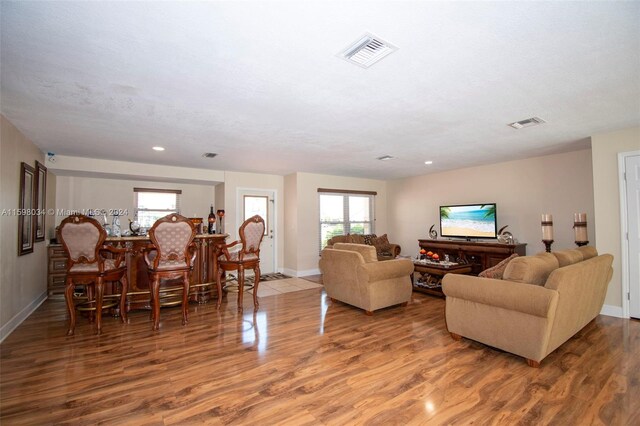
[34,161,47,242]
[18,162,35,255]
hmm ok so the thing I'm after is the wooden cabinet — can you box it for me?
[47,245,68,295]
[417,239,527,275]
[47,234,227,309]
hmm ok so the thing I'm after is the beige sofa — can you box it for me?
[442,246,613,367]
[326,234,401,261]
[319,243,414,315]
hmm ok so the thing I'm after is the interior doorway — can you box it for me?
[237,188,276,274]
[621,152,640,319]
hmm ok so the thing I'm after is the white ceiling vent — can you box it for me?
[508,117,546,129]
[338,33,398,68]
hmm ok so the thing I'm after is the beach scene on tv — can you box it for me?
[440,204,496,238]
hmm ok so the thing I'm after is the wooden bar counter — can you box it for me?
[48,234,227,311]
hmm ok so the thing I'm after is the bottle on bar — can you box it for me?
[208,205,216,234]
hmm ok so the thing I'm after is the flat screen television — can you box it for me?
[440,203,498,239]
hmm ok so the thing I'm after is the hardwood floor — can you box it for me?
[1,288,638,425]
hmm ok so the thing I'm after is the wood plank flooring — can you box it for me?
[1,288,639,425]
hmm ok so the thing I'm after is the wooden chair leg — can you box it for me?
[64,278,76,336]
[216,268,223,309]
[252,265,260,309]
[119,275,128,324]
[151,276,161,331]
[95,277,104,335]
[237,266,244,313]
[182,272,189,325]
[450,333,462,341]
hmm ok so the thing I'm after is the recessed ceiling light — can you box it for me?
[377,155,394,161]
[152,146,165,151]
[424,161,433,165]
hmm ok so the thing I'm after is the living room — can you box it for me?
[1,1,639,424]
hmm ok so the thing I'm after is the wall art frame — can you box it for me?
[34,161,47,242]
[18,162,36,255]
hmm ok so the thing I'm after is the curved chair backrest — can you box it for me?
[59,214,106,267]
[240,215,265,256]
[148,213,196,269]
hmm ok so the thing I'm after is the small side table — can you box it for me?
[412,261,473,297]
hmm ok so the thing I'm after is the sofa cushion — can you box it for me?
[333,243,378,263]
[503,253,559,286]
[363,234,377,245]
[577,246,598,260]
[371,234,392,254]
[478,254,519,279]
[552,249,584,267]
[330,235,349,244]
[348,234,365,244]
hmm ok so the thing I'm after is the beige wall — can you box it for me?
[388,149,595,259]
[0,115,52,340]
[283,174,298,271]
[49,155,224,184]
[591,127,640,309]
[288,172,388,274]
[55,176,216,227]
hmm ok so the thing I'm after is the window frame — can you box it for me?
[133,187,182,227]
[318,188,376,252]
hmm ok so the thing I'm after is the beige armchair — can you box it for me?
[319,243,414,315]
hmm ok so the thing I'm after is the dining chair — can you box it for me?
[144,213,196,331]
[58,214,128,335]
[216,215,265,312]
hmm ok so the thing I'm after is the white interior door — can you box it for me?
[626,155,640,319]
[238,189,276,274]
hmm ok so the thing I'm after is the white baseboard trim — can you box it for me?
[600,304,626,318]
[0,291,48,343]
[295,268,321,277]
[281,268,321,278]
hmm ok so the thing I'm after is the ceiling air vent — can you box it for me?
[338,33,398,68]
[377,155,394,161]
[508,117,546,129]
[202,152,218,158]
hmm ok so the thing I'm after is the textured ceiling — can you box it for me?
[1,1,639,180]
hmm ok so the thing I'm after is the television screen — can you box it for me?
[440,203,497,239]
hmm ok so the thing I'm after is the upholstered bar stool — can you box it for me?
[58,214,128,335]
[216,215,265,313]
[144,214,196,331]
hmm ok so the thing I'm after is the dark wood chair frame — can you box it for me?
[216,215,265,313]
[58,214,128,336]
[144,213,197,331]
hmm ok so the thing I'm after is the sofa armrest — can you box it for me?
[387,244,401,257]
[442,274,558,318]
[357,258,413,283]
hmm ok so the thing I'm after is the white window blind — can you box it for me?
[134,188,181,227]
[318,188,376,252]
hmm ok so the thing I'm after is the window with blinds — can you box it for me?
[318,188,376,252]
[134,188,181,227]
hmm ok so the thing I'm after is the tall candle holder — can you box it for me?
[573,213,589,247]
[541,213,554,252]
[216,209,225,235]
